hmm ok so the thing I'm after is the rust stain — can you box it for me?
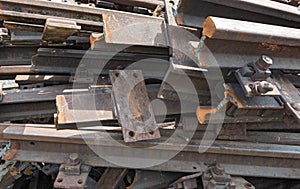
[4,140,20,160]
[224,85,244,108]
[196,106,217,124]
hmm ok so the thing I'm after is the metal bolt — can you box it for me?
[256,55,273,71]
[69,153,79,165]
[292,103,300,111]
[212,163,225,175]
[256,81,274,94]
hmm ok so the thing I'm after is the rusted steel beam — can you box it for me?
[0,0,164,33]
[203,0,300,22]
[56,84,197,125]
[0,46,37,66]
[202,16,300,47]
[0,85,71,121]
[176,0,300,29]
[4,125,300,178]
[33,47,169,75]
[0,10,102,32]
[197,39,300,70]
[0,65,34,75]
[1,85,71,104]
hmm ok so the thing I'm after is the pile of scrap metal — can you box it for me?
[0,0,300,188]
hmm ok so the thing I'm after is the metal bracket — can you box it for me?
[197,83,284,124]
[202,164,255,189]
[235,55,280,97]
[54,153,91,189]
[110,70,160,142]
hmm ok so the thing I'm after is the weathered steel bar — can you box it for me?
[0,10,103,32]
[1,85,72,104]
[3,125,300,179]
[202,0,300,22]
[0,101,55,121]
[0,46,37,66]
[15,75,71,85]
[0,85,72,121]
[197,39,300,70]
[0,0,164,33]
[56,84,198,125]
[202,16,300,47]
[33,48,170,76]
[176,0,300,29]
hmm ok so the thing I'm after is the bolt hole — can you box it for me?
[193,166,197,170]
[149,131,154,135]
[129,131,135,137]
[115,72,120,77]
[133,73,138,78]
[30,142,35,146]
[77,179,83,185]
[244,182,253,188]
[57,178,63,183]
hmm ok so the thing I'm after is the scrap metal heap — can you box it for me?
[0,0,300,188]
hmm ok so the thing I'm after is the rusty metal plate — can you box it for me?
[54,164,91,189]
[56,93,114,125]
[109,70,160,142]
[42,18,81,42]
[103,13,168,46]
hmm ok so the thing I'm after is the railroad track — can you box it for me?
[0,0,299,188]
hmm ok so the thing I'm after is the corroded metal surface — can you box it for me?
[110,70,160,142]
